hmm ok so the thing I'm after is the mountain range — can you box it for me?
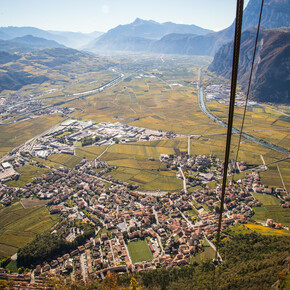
[88,0,290,55]
[1,0,289,56]
[0,26,103,49]
[0,35,65,52]
[0,48,113,93]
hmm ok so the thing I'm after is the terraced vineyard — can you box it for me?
[0,202,58,258]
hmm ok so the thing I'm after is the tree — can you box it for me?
[102,272,118,290]
[129,277,141,290]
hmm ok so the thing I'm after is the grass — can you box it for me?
[190,239,216,263]
[245,224,290,236]
[187,208,199,217]
[6,260,18,273]
[47,153,82,168]
[225,224,252,236]
[226,223,290,236]
[0,114,64,157]
[0,202,59,258]
[127,239,153,264]
[6,164,50,187]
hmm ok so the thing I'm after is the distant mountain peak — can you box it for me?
[132,18,159,25]
[133,18,144,24]
[90,18,214,52]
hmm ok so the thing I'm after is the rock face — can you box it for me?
[242,0,290,30]
[209,29,290,103]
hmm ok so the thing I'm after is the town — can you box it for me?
[0,148,289,287]
[204,84,257,107]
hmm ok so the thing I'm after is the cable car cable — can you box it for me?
[215,0,244,261]
[232,0,264,181]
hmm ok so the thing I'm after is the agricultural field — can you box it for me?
[74,133,289,191]
[109,167,182,191]
[251,192,290,226]
[245,224,290,236]
[6,164,50,187]
[252,206,290,226]
[47,153,82,168]
[206,102,290,151]
[20,197,48,208]
[72,56,225,136]
[0,202,58,258]
[0,114,64,157]
[252,193,281,206]
[105,142,176,160]
[41,71,119,106]
[127,239,153,264]
[1,49,116,99]
[97,142,183,191]
[76,145,108,160]
[33,157,61,169]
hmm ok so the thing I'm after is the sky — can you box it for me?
[0,0,250,34]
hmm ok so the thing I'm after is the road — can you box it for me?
[176,206,193,228]
[3,70,125,124]
[137,190,167,197]
[0,116,69,163]
[198,86,290,155]
[109,239,116,266]
[153,206,160,225]
[276,163,287,191]
[80,253,88,282]
[97,144,113,159]
[179,166,187,194]
[156,233,165,256]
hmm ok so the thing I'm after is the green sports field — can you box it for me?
[127,239,153,264]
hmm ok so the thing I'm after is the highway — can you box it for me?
[3,70,125,124]
[198,86,290,155]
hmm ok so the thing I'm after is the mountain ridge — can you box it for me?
[0,35,65,52]
[0,26,104,49]
[88,0,290,56]
[209,28,290,103]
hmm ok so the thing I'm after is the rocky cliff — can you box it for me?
[209,29,290,103]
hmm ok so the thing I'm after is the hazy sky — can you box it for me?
[0,0,250,33]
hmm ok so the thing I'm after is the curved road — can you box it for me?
[199,86,290,155]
